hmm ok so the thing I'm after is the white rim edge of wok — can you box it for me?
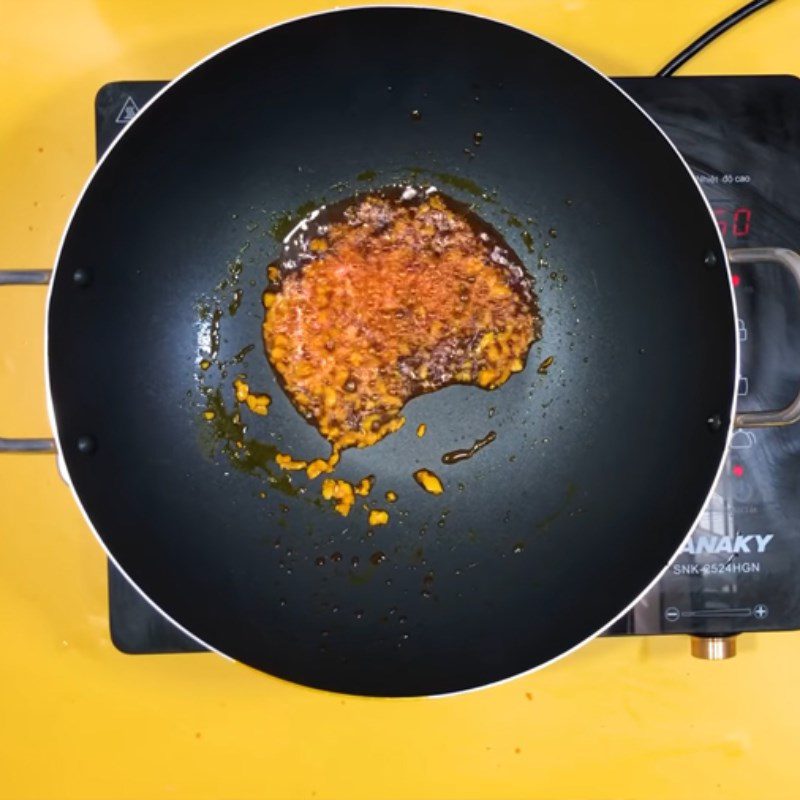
[43,4,738,699]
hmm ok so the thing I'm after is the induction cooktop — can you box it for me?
[97,75,800,659]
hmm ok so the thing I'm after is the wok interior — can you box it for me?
[49,9,735,695]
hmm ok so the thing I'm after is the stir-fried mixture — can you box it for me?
[262,188,541,458]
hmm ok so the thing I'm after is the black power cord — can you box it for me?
[657,0,777,77]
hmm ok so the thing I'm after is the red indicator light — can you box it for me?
[732,464,745,478]
[732,274,741,287]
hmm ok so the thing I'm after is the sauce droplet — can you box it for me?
[441,431,497,465]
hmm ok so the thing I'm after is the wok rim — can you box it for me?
[43,4,738,698]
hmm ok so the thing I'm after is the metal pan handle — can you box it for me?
[730,247,800,429]
[2,252,798,444]
[0,270,56,452]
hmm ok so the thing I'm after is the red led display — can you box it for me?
[733,207,751,237]
[713,206,752,239]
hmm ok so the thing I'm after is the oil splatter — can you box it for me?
[198,386,295,496]
[520,230,535,253]
[537,356,554,375]
[231,343,254,364]
[269,200,318,241]
[407,167,490,201]
[199,305,223,360]
[228,289,243,316]
[441,431,497,465]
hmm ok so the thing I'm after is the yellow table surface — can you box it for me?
[2,2,800,798]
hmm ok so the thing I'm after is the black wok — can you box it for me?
[13,8,797,695]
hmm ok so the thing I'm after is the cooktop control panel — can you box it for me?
[98,76,800,652]
[612,76,800,636]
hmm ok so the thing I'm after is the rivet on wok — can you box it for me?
[703,251,718,269]
[77,435,97,454]
[72,268,92,287]
[706,414,723,432]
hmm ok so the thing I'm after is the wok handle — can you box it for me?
[0,270,56,453]
[730,247,800,429]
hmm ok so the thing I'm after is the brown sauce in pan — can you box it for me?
[441,430,497,465]
[262,187,541,455]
